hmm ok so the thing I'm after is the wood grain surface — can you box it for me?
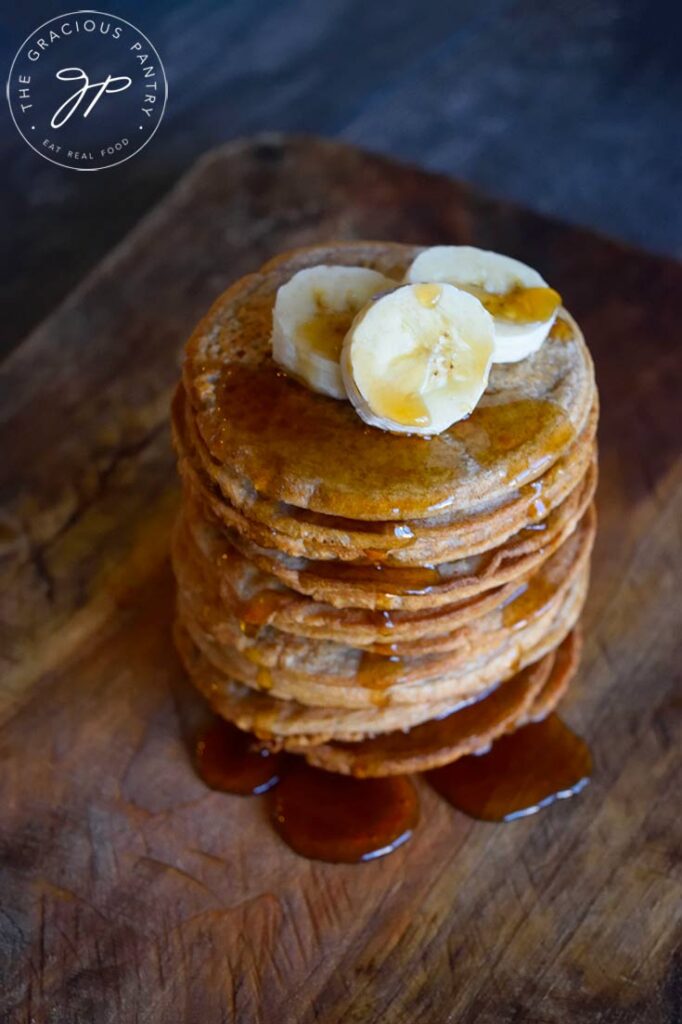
[0,135,680,1024]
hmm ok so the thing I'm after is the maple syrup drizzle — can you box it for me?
[414,283,442,308]
[426,715,591,821]
[370,640,403,656]
[501,569,558,630]
[243,646,275,690]
[522,479,548,522]
[301,559,442,594]
[256,666,273,690]
[299,310,353,361]
[270,764,418,863]
[287,507,416,545]
[377,609,396,634]
[238,589,291,636]
[549,317,574,341]
[356,651,405,701]
[459,399,575,489]
[465,284,561,324]
[363,608,398,639]
[194,719,284,795]
[369,378,432,429]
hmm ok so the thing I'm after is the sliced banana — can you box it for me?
[271,265,395,399]
[341,282,495,436]
[406,246,561,363]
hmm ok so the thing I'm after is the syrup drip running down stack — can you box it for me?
[172,242,599,862]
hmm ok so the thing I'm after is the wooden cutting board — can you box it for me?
[1,136,680,1024]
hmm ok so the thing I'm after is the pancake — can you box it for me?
[178,558,589,709]
[173,382,598,566]
[176,510,567,645]
[176,467,595,648]
[299,630,581,776]
[172,499,594,663]
[173,558,587,744]
[183,242,596,521]
[520,624,582,725]
[197,460,597,611]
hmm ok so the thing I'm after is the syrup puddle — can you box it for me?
[191,713,591,862]
[195,718,284,795]
[425,715,591,821]
[271,764,418,863]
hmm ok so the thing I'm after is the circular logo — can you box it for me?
[6,10,167,171]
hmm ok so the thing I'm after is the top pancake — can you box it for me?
[183,241,596,521]
[174,382,598,566]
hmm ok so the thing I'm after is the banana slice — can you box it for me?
[341,282,495,436]
[272,265,395,399]
[406,246,561,363]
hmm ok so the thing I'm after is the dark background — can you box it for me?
[2,0,681,356]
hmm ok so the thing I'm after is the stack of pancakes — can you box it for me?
[172,242,598,777]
